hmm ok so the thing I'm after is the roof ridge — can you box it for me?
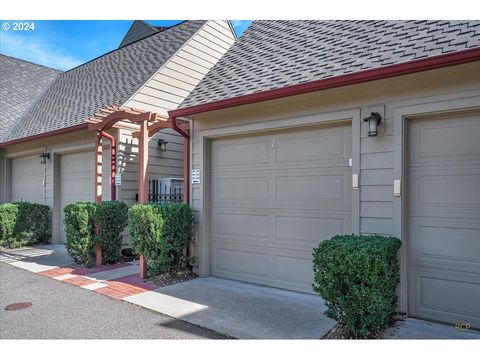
[63,20,195,74]
[0,53,62,72]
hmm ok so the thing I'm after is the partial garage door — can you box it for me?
[59,151,110,243]
[210,123,352,293]
[12,155,44,204]
[408,112,480,328]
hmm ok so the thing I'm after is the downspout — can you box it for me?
[169,116,190,204]
[100,131,116,201]
[43,146,48,206]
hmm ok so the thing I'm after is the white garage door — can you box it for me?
[12,155,44,204]
[210,124,352,293]
[59,151,110,243]
[408,112,480,328]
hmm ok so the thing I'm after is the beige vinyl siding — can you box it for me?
[189,61,480,272]
[119,20,236,205]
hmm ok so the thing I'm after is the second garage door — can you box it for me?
[59,151,110,243]
[408,112,480,328]
[12,155,44,204]
[209,123,352,293]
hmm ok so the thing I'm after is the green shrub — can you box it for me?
[0,204,19,247]
[128,203,193,276]
[64,202,97,267]
[95,201,129,263]
[312,234,401,338]
[0,202,50,248]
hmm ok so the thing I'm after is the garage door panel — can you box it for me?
[409,268,480,328]
[211,135,272,170]
[409,114,480,167]
[409,167,480,218]
[276,125,351,164]
[276,215,346,245]
[408,219,480,274]
[210,123,352,293]
[213,247,271,280]
[12,155,44,204]
[408,112,480,328]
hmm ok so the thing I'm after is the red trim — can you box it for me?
[169,48,480,117]
[0,124,88,148]
[100,131,116,201]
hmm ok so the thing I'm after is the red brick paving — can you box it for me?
[63,276,97,287]
[94,279,151,299]
[38,262,151,300]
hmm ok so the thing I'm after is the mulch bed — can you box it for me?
[146,269,196,288]
[323,323,383,339]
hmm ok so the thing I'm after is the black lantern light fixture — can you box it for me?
[363,112,382,137]
[157,138,168,152]
[39,152,50,164]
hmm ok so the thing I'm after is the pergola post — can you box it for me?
[94,131,103,267]
[138,119,149,279]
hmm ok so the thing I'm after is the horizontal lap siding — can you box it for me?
[191,62,480,270]
[120,20,236,210]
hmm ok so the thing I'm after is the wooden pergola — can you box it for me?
[85,105,190,276]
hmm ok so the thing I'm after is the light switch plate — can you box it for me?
[352,173,359,189]
[394,179,401,197]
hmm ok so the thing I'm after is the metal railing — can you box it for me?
[135,179,183,203]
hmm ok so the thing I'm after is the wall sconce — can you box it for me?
[157,139,168,152]
[39,152,50,164]
[363,112,382,136]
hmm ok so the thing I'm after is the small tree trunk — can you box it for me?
[96,246,102,267]
[140,253,147,279]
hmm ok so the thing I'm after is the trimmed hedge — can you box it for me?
[95,201,129,263]
[64,202,97,267]
[64,201,128,267]
[128,203,193,276]
[0,202,51,248]
[312,234,401,338]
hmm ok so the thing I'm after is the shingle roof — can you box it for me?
[180,20,480,109]
[2,20,206,143]
[0,54,60,141]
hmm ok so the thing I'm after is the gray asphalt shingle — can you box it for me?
[0,55,60,141]
[1,20,206,143]
[180,20,480,109]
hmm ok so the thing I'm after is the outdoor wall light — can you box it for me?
[39,152,50,164]
[363,112,382,136]
[157,138,168,152]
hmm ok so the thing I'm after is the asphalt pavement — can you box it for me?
[0,262,226,339]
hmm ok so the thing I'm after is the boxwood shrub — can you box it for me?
[64,201,129,267]
[0,202,50,248]
[64,202,97,267]
[312,234,401,338]
[128,203,193,276]
[95,201,129,263]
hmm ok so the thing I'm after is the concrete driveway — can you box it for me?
[124,277,336,339]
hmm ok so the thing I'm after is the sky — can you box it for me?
[0,20,252,71]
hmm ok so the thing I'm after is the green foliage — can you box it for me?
[128,203,193,276]
[0,202,50,248]
[64,202,97,267]
[312,234,401,338]
[95,201,129,263]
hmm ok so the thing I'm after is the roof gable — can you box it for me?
[180,20,480,109]
[118,20,160,48]
[2,20,206,143]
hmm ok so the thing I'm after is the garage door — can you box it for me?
[12,155,44,204]
[408,112,480,328]
[210,123,352,293]
[59,151,110,243]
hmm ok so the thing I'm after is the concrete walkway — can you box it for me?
[383,318,480,339]
[125,277,336,339]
